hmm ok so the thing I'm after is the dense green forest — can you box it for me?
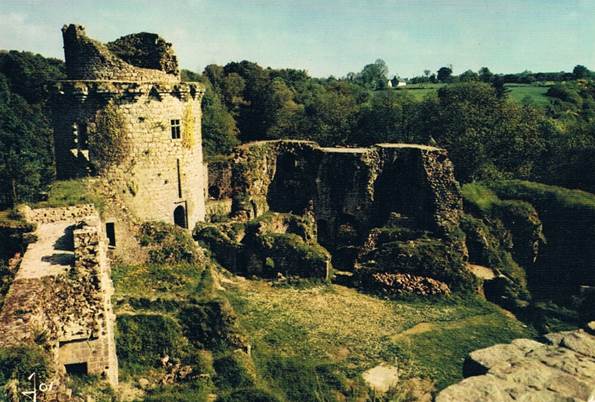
[0,50,593,208]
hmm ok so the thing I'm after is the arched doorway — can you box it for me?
[173,205,187,228]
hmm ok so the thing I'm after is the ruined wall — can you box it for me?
[0,207,118,387]
[62,24,178,83]
[208,159,233,200]
[54,25,206,229]
[231,140,463,243]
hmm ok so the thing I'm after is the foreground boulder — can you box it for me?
[436,324,595,402]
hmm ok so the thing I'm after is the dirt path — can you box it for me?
[16,220,76,279]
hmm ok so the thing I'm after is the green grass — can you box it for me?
[31,179,105,211]
[225,279,534,392]
[505,84,551,106]
[460,182,501,213]
[112,263,206,303]
[488,179,595,212]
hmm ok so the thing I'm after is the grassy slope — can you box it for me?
[225,279,533,391]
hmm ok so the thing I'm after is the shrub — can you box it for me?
[139,222,201,264]
[0,345,52,384]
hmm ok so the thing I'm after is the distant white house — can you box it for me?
[388,76,407,88]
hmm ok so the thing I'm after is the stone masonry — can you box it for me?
[0,206,118,388]
[53,25,205,229]
[231,140,462,245]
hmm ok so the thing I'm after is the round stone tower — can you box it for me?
[53,24,205,229]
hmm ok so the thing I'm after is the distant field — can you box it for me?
[505,84,551,106]
[389,83,552,106]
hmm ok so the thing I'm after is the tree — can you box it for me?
[0,75,54,207]
[358,59,389,90]
[478,67,494,83]
[412,82,544,182]
[265,78,304,139]
[223,61,270,141]
[459,70,479,82]
[203,64,225,92]
[437,66,453,83]
[573,65,590,79]
[352,90,419,145]
[424,69,431,78]
[200,80,239,156]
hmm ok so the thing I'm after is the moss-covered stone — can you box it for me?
[486,180,595,297]
[194,224,243,272]
[244,232,331,280]
[139,221,202,265]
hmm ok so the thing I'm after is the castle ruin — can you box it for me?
[53,24,206,230]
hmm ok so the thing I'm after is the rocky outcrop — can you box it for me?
[436,325,595,402]
[231,140,462,238]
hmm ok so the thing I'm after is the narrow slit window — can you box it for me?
[176,159,182,198]
[79,123,88,149]
[106,222,116,248]
[171,119,181,139]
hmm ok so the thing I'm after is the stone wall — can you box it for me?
[231,140,462,243]
[62,24,178,83]
[0,207,118,387]
[22,204,96,224]
[222,140,473,291]
[53,24,206,229]
[208,159,233,200]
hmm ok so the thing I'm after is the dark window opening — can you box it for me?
[171,119,181,139]
[174,205,187,228]
[176,159,182,198]
[106,222,116,248]
[65,362,88,376]
[79,123,88,149]
[208,185,220,199]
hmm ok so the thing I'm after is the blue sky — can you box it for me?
[0,0,593,78]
